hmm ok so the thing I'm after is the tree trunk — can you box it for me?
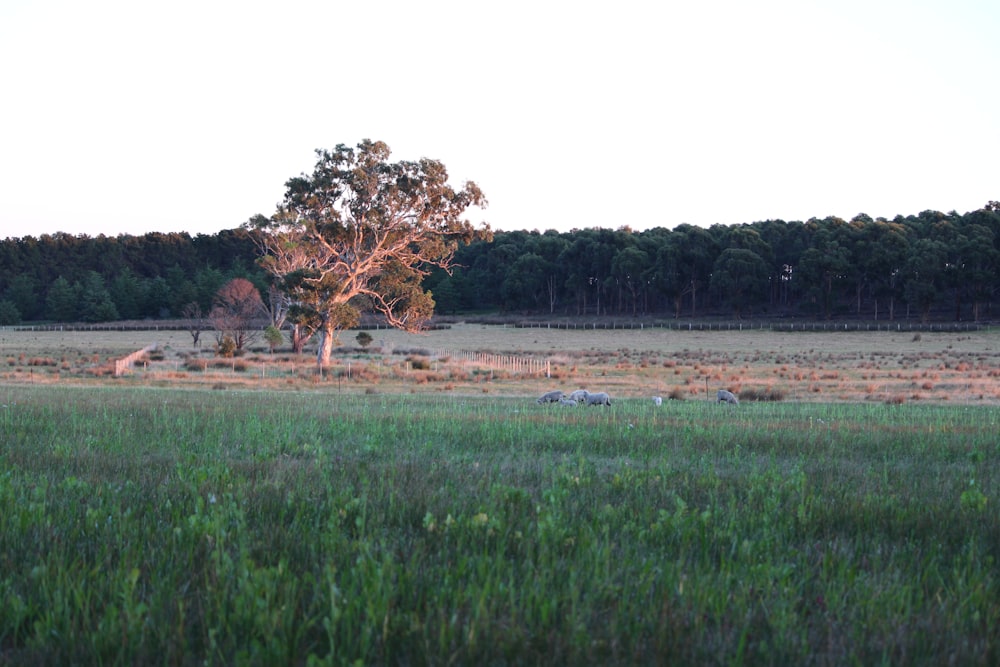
[290,324,310,354]
[316,322,335,369]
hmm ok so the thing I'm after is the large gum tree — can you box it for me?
[246,140,489,369]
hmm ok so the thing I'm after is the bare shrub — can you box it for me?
[668,387,686,401]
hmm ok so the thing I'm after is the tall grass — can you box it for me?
[1,385,997,665]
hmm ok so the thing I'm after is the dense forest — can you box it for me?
[1,203,999,326]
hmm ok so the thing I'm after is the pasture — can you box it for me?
[1,326,999,664]
[4,323,1000,404]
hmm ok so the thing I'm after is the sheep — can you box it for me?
[585,391,612,406]
[537,390,565,404]
[717,389,739,405]
[559,398,578,406]
[568,389,590,403]
[652,396,663,406]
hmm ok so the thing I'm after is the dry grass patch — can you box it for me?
[3,324,1000,403]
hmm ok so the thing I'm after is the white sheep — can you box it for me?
[717,389,739,405]
[652,396,663,406]
[585,391,612,406]
[559,398,578,406]
[568,389,589,403]
[537,390,565,404]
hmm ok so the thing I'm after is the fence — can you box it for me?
[446,350,550,376]
[114,344,158,377]
[507,321,987,333]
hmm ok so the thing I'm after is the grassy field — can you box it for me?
[4,323,1000,404]
[1,328,999,664]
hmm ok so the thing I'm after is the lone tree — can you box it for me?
[209,278,266,352]
[180,301,206,347]
[246,140,489,369]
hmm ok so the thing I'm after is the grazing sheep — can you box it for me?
[559,398,578,406]
[568,389,590,403]
[537,390,565,404]
[652,396,663,406]
[717,389,739,405]
[585,391,612,406]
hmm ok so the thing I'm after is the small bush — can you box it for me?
[185,359,208,372]
[739,386,786,402]
[217,335,237,358]
[407,356,431,371]
[264,326,284,352]
[210,359,248,372]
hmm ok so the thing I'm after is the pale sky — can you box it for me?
[1,0,997,241]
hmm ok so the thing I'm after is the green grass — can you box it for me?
[1,385,998,665]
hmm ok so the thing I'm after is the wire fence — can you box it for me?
[506,320,987,332]
[445,350,550,376]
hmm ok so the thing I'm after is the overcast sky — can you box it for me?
[1,0,997,240]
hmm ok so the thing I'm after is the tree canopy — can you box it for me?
[245,140,490,366]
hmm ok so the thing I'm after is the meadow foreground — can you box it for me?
[1,383,997,665]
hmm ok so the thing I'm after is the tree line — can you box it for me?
[426,203,1000,323]
[2,203,999,326]
[0,230,264,324]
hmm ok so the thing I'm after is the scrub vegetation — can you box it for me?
[4,325,1000,404]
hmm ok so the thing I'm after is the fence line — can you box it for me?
[436,349,550,377]
[508,321,986,333]
[114,344,158,377]
[2,320,988,334]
